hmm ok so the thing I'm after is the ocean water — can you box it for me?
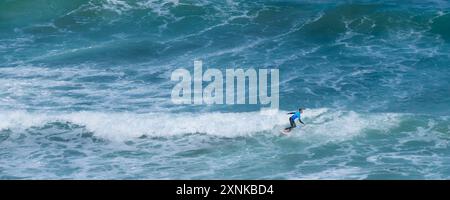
[0,0,449,179]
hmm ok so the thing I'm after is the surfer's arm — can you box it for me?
[287,112,295,114]
[298,119,305,125]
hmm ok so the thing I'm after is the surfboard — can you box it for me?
[279,128,291,135]
[280,126,300,135]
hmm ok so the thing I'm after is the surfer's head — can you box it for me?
[299,108,304,113]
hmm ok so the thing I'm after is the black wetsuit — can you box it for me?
[285,111,304,130]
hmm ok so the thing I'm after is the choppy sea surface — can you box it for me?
[0,0,449,179]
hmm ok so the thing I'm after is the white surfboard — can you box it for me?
[279,128,291,135]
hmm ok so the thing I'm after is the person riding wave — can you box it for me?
[284,108,305,132]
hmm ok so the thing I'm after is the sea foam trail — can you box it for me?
[0,108,401,141]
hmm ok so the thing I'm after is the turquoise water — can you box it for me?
[0,0,449,179]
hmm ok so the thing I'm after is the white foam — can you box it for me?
[0,108,402,141]
[298,167,367,180]
[297,110,401,142]
[102,0,132,14]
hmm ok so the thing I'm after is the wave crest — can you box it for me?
[0,108,402,141]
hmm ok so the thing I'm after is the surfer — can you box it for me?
[284,108,305,132]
